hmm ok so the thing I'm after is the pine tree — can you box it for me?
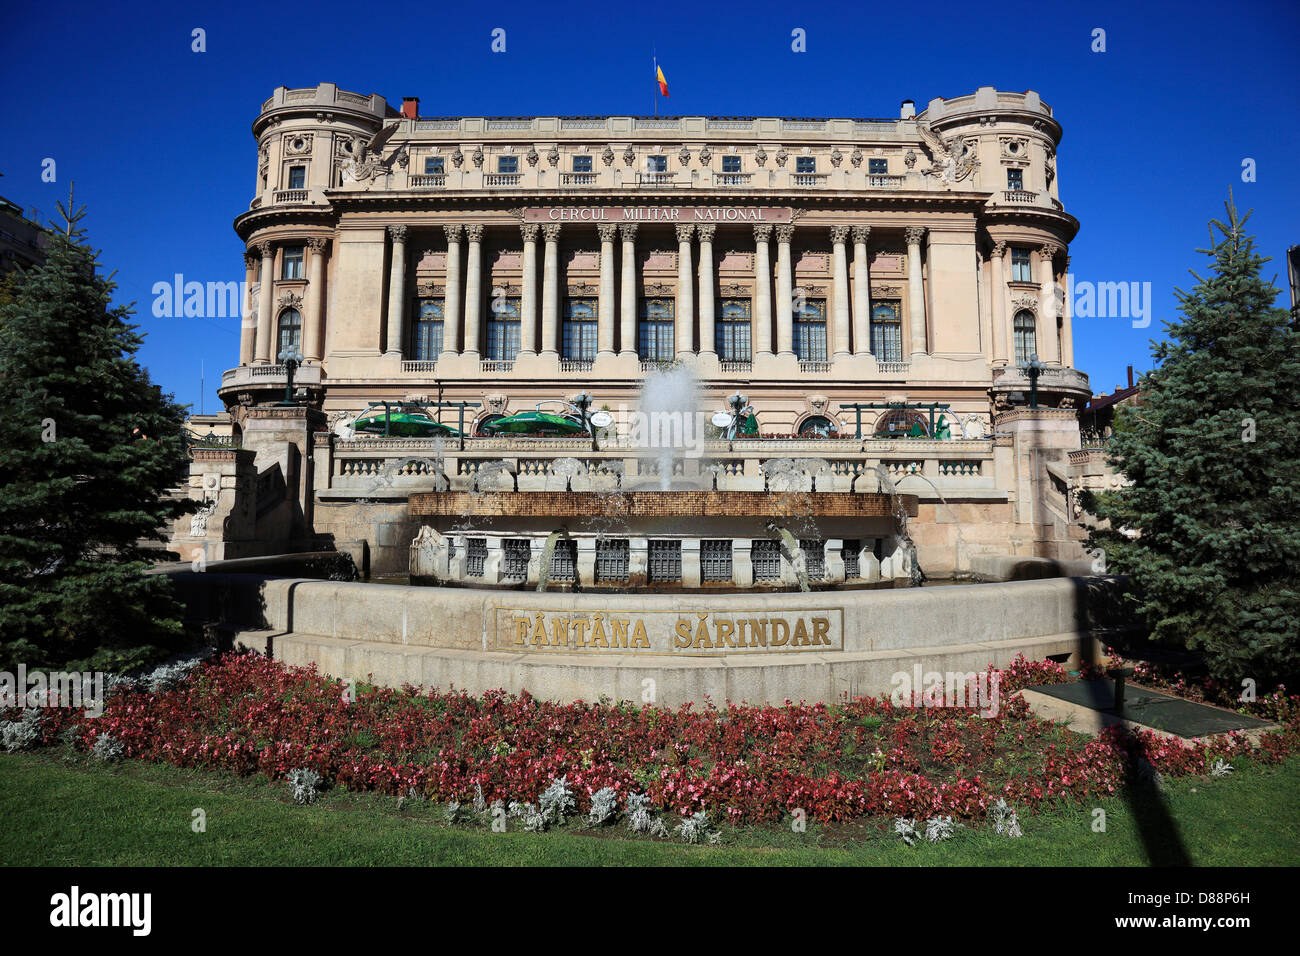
[0,189,195,671]
[1085,193,1300,685]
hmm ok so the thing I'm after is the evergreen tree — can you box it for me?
[0,190,194,671]
[1085,194,1300,685]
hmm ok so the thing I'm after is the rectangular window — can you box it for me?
[424,156,444,175]
[281,246,304,280]
[287,165,306,189]
[1011,247,1033,282]
[562,298,598,361]
[647,155,667,173]
[550,539,577,583]
[1006,168,1023,190]
[869,300,903,363]
[595,538,629,583]
[800,539,825,581]
[487,296,521,362]
[721,155,741,173]
[411,298,444,359]
[572,155,592,173]
[466,538,487,578]
[751,539,782,581]
[638,298,675,362]
[841,539,860,579]
[716,298,752,362]
[497,155,519,174]
[700,540,733,582]
[795,156,816,173]
[503,539,530,580]
[868,158,888,175]
[793,297,827,362]
[647,540,682,583]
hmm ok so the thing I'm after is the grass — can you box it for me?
[2,749,1297,866]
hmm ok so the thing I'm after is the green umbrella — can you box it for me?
[352,410,461,438]
[479,410,586,436]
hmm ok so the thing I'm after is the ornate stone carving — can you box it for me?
[520,222,539,241]
[775,147,789,167]
[443,223,464,242]
[830,148,844,168]
[244,251,260,269]
[698,145,712,164]
[851,149,864,168]
[471,147,484,168]
[999,136,1030,162]
[542,223,562,241]
[961,414,989,439]
[918,123,978,183]
[1011,292,1039,313]
[1039,242,1062,261]
[872,285,900,296]
[526,146,539,167]
[306,237,328,254]
[484,393,509,415]
[597,223,618,242]
[337,136,385,182]
[675,223,695,242]
[829,225,850,243]
[568,282,596,295]
[284,133,313,156]
[754,146,767,167]
[257,241,274,259]
[645,281,673,296]
[387,225,408,243]
[190,499,217,538]
[416,282,444,297]
[619,223,638,241]
[394,147,409,169]
[720,282,748,296]
[904,149,917,169]
[465,224,484,242]
[696,224,717,242]
[753,224,773,242]
[678,147,691,167]
[990,239,1008,259]
[622,146,635,167]
[775,224,795,242]
[277,291,304,310]
[851,225,871,244]
[451,148,465,168]
[601,146,615,167]
[903,226,926,246]
[546,145,559,167]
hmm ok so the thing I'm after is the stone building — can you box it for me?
[189,84,1094,577]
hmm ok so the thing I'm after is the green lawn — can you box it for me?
[3,750,1297,866]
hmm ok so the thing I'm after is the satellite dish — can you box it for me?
[711,411,734,428]
[589,411,613,428]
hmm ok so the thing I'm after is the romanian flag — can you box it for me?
[656,64,669,98]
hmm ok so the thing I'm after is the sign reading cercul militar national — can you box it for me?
[523,206,793,224]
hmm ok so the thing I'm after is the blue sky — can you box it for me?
[1,0,1297,411]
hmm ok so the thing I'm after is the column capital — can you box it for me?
[542,223,562,242]
[387,224,408,243]
[597,223,618,242]
[243,250,260,269]
[1039,241,1062,260]
[753,223,773,242]
[521,222,539,241]
[829,225,850,244]
[620,222,638,241]
[443,223,463,243]
[256,241,274,259]
[465,223,484,242]
[851,224,871,244]
[675,223,695,242]
[696,223,716,242]
[903,225,926,246]
[306,236,329,254]
[990,239,1008,259]
[775,224,795,243]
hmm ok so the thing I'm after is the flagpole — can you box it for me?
[653,48,658,117]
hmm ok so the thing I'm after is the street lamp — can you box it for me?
[1019,352,1046,409]
[277,346,304,405]
[571,390,595,450]
[727,392,749,441]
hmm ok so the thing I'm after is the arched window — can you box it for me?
[276,308,302,359]
[869,300,903,362]
[475,414,506,436]
[716,298,752,362]
[798,415,837,437]
[1014,309,1036,366]
[873,409,930,438]
[488,296,521,362]
[410,298,444,360]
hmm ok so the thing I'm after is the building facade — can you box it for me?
[199,84,1094,576]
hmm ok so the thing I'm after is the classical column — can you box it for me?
[519,223,538,356]
[830,225,851,358]
[240,251,257,366]
[904,225,927,358]
[697,223,716,357]
[851,225,870,355]
[304,237,328,361]
[1039,242,1061,363]
[254,241,275,363]
[753,225,773,357]
[462,224,483,358]
[541,223,561,355]
[1060,253,1073,366]
[619,224,638,356]
[989,240,1009,365]
[597,223,617,357]
[775,224,795,356]
[384,225,407,357]
[440,225,463,357]
[675,223,695,357]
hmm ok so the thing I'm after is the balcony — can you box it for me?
[636,172,679,187]
[484,173,522,187]
[480,359,514,373]
[792,173,828,187]
[719,360,752,373]
[867,174,904,188]
[410,174,446,188]
[560,172,596,186]
[799,360,831,374]
[1002,189,1038,204]
[272,189,310,204]
[876,361,910,375]
[219,362,322,392]
[559,358,594,373]
[402,360,439,373]
[714,173,752,187]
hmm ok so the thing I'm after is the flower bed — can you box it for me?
[5,653,1298,826]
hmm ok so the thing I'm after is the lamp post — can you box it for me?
[727,392,749,441]
[277,346,304,405]
[571,390,595,450]
[1020,352,1046,409]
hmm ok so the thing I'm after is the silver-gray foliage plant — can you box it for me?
[990,798,1023,837]
[539,775,576,824]
[287,767,323,805]
[924,816,958,843]
[674,810,713,845]
[444,800,461,824]
[90,733,124,763]
[894,817,921,846]
[588,787,619,826]
[1210,758,1235,778]
[1,709,45,753]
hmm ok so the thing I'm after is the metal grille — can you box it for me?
[841,539,860,579]
[800,539,825,581]
[466,538,487,578]
[647,540,681,583]
[870,301,902,363]
[752,539,781,581]
[595,538,629,583]
[549,539,577,583]
[503,539,530,580]
[700,540,733,582]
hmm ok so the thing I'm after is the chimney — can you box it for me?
[1127,365,1134,388]
[899,99,916,119]
[401,97,420,119]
